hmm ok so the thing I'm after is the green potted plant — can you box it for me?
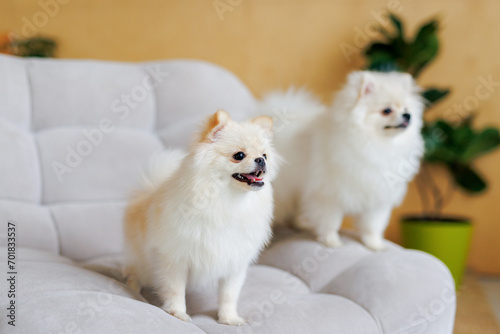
[362,14,500,287]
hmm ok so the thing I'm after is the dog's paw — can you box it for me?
[318,232,343,248]
[218,316,246,326]
[361,234,387,251]
[163,309,192,322]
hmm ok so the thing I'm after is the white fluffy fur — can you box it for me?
[260,71,424,250]
[123,111,279,325]
[139,148,187,191]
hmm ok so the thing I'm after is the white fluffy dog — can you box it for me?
[123,110,279,325]
[260,71,424,250]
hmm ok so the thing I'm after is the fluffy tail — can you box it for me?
[123,149,186,290]
[258,88,326,137]
[140,148,187,191]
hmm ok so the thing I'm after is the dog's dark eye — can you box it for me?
[382,108,392,116]
[233,152,246,161]
[263,154,267,160]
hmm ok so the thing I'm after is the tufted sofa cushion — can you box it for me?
[0,54,455,333]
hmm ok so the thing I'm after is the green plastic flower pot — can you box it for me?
[401,216,472,288]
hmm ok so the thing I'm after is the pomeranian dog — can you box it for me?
[260,71,424,250]
[123,110,279,325]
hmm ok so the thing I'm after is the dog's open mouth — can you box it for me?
[384,122,409,130]
[232,171,264,187]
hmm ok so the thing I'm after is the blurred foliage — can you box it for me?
[362,14,500,212]
[424,118,500,193]
[0,33,57,58]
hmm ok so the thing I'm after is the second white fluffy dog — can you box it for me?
[261,71,424,250]
[123,110,279,325]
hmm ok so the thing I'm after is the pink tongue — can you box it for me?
[242,174,263,182]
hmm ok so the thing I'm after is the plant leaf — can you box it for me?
[410,34,439,78]
[448,163,487,193]
[421,88,450,109]
[388,15,409,67]
[389,14,404,39]
[364,44,401,72]
[422,121,455,162]
[453,125,474,151]
[425,146,458,163]
[426,120,454,141]
[461,128,500,162]
[411,20,439,56]
[408,20,439,77]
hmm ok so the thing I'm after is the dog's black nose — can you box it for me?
[402,113,411,122]
[255,157,266,167]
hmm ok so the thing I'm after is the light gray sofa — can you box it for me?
[0,53,456,333]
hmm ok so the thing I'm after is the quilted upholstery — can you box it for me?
[0,54,455,333]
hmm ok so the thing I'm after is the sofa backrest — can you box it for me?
[0,54,256,260]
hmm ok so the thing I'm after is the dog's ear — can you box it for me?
[252,116,273,138]
[359,72,374,98]
[200,110,230,142]
[401,72,415,90]
[347,71,375,99]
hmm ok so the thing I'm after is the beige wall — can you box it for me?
[2,0,500,274]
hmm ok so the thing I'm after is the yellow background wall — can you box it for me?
[2,0,499,274]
